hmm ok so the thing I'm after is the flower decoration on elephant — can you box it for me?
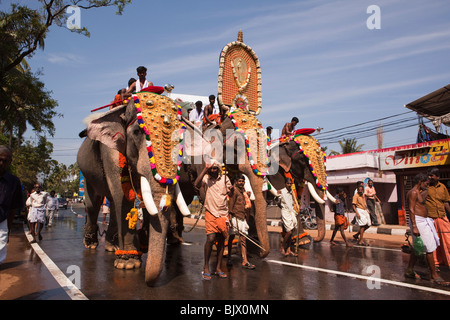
[227,108,270,176]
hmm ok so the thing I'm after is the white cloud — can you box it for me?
[47,53,86,65]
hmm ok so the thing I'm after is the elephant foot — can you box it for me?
[114,250,142,269]
[167,235,184,245]
[105,241,119,252]
[83,232,98,250]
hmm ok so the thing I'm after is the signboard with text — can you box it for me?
[379,139,449,170]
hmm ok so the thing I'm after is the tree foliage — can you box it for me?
[1,0,132,76]
[0,0,131,190]
[329,138,364,156]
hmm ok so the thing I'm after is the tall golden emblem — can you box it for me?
[218,31,262,115]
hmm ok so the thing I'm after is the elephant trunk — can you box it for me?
[313,189,326,242]
[145,210,169,286]
[251,179,270,258]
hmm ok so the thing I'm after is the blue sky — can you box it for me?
[10,0,450,165]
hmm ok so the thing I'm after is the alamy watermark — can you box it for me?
[67,265,81,289]
[66,5,81,30]
[367,5,381,30]
[364,265,381,290]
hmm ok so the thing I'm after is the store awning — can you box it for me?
[405,84,450,130]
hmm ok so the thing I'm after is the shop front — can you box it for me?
[325,138,450,226]
[379,138,450,225]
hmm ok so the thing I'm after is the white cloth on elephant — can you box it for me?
[355,207,371,227]
[136,79,149,92]
[280,188,298,232]
[410,215,440,253]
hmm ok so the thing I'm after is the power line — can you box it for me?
[317,116,419,144]
[314,110,416,136]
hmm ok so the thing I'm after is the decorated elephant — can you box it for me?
[180,108,272,257]
[268,134,335,242]
[77,91,191,286]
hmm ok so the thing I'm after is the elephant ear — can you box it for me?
[277,143,292,173]
[85,103,128,155]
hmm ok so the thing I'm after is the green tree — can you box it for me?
[329,138,364,156]
[11,136,54,190]
[44,162,80,197]
[0,1,132,145]
[1,1,132,76]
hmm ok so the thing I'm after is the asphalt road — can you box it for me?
[1,202,450,309]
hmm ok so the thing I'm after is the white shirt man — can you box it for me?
[26,187,49,224]
[189,101,204,128]
[46,191,58,227]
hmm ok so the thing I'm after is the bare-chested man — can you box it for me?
[405,173,447,285]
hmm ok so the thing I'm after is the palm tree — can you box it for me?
[329,138,364,155]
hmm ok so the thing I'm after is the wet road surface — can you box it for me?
[1,203,450,303]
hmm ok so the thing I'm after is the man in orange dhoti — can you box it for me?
[426,167,450,267]
[195,160,232,280]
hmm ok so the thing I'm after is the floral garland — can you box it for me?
[119,153,139,201]
[291,135,327,192]
[115,249,142,258]
[126,208,139,230]
[228,111,269,176]
[132,95,186,185]
[230,59,251,92]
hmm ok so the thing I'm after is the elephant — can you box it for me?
[267,135,335,242]
[180,109,272,258]
[77,91,191,286]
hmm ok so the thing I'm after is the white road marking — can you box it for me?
[23,226,88,300]
[267,259,450,297]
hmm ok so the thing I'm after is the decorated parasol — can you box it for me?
[218,30,262,115]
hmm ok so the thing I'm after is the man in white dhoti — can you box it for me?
[405,173,448,285]
[352,185,371,246]
[279,178,298,257]
[26,183,49,243]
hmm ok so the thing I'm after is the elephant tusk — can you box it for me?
[175,183,191,216]
[243,174,255,201]
[326,190,338,203]
[305,181,325,204]
[141,176,159,215]
[268,181,278,197]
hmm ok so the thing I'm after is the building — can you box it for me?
[325,138,450,226]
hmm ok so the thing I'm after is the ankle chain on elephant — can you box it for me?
[115,249,142,260]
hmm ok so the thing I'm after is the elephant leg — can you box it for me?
[145,208,170,286]
[114,199,142,270]
[83,184,102,250]
[104,212,118,252]
[167,206,184,245]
